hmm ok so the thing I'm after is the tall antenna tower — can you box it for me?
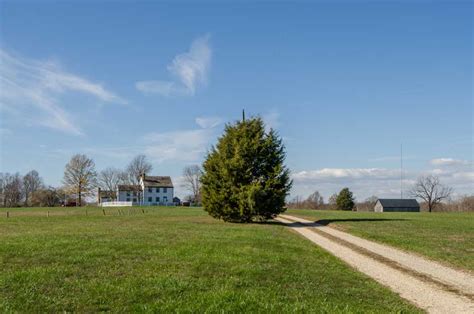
[400,144,403,199]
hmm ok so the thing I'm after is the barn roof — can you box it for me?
[142,176,173,188]
[377,199,419,208]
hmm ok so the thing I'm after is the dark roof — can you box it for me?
[377,199,419,208]
[118,185,141,192]
[99,190,114,197]
[142,176,173,188]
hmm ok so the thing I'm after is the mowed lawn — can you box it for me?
[287,209,474,272]
[0,207,420,313]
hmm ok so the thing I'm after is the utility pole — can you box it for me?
[400,144,403,199]
[242,109,245,122]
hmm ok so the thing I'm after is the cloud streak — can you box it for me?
[0,49,126,135]
[195,116,223,129]
[136,35,211,96]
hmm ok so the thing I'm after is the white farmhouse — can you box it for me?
[139,175,174,205]
[100,174,174,206]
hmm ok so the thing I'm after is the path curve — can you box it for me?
[276,214,474,314]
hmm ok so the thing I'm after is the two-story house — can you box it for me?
[103,174,174,205]
[139,175,174,205]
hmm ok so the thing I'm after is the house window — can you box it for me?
[148,188,152,193]
[148,197,152,202]
[133,198,137,202]
[163,196,168,203]
[126,198,130,201]
[156,197,160,202]
[163,187,167,193]
[127,192,130,197]
[133,192,137,196]
[156,187,160,193]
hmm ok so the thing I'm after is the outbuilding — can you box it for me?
[374,199,420,212]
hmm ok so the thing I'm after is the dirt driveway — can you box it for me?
[276,214,474,314]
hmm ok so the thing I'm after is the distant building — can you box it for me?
[139,175,174,206]
[117,185,142,204]
[374,199,420,212]
[97,188,115,204]
[173,197,181,206]
[99,174,174,206]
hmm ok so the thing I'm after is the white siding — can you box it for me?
[374,201,383,212]
[118,190,139,203]
[142,186,174,205]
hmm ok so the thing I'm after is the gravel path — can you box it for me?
[276,215,474,314]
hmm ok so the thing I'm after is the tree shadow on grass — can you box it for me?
[256,218,409,228]
[315,218,408,226]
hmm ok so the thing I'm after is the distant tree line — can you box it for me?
[287,175,472,212]
[0,153,155,207]
[1,152,211,208]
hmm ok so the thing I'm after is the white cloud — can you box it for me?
[195,116,223,129]
[0,49,126,135]
[135,34,211,96]
[291,159,473,200]
[293,168,401,182]
[430,158,470,167]
[135,81,186,96]
[143,128,215,163]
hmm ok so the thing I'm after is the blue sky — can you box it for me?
[0,1,472,200]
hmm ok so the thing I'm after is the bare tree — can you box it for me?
[328,193,338,206]
[126,155,152,185]
[63,154,98,206]
[31,187,61,207]
[356,195,378,211]
[305,191,324,209]
[118,170,132,185]
[0,173,6,207]
[1,173,23,207]
[182,165,202,204]
[98,167,122,200]
[23,170,44,206]
[410,175,453,212]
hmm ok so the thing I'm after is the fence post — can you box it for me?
[142,208,145,214]
[6,211,9,218]
[102,209,106,216]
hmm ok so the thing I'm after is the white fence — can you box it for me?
[101,201,134,207]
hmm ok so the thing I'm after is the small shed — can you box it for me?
[374,199,420,212]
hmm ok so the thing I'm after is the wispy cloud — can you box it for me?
[195,116,223,129]
[430,158,471,167]
[135,34,211,96]
[143,129,214,163]
[0,49,126,135]
[142,116,220,163]
[293,168,402,183]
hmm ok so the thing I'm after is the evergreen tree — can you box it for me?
[336,187,355,211]
[201,116,292,222]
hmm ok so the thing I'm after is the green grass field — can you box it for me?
[0,206,420,313]
[287,209,474,272]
